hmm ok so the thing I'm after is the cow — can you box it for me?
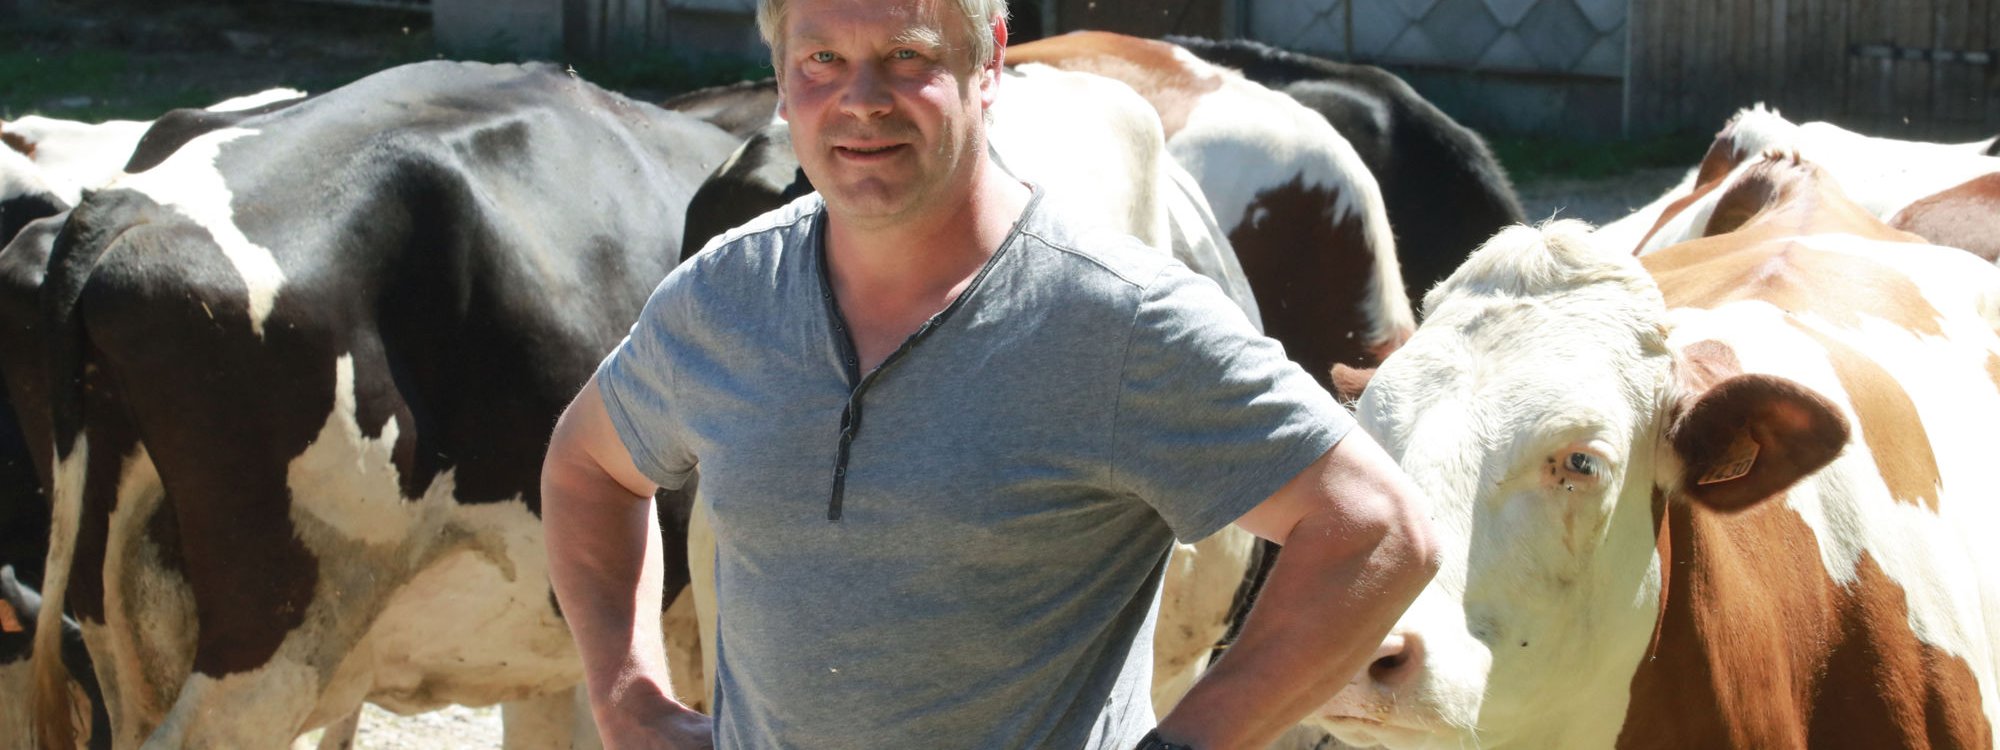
[6,60,738,747]
[673,61,1266,719]
[1317,152,2000,748]
[659,78,781,140]
[1608,105,2000,258]
[0,147,66,255]
[0,89,314,750]
[1162,35,1525,307]
[1885,173,2000,264]
[1009,31,1414,386]
[0,88,306,209]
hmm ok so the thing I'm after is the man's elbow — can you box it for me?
[1306,485,1440,594]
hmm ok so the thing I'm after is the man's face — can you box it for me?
[777,0,999,228]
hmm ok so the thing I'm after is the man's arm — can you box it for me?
[543,378,712,749]
[1155,428,1439,749]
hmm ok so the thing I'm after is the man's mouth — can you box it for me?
[836,143,906,157]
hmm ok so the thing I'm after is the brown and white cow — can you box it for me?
[1609,104,2000,259]
[1320,154,2000,748]
[1010,31,1413,384]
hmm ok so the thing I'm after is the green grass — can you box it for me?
[1490,131,1712,183]
[0,42,177,121]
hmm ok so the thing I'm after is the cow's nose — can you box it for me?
[1366,631,1424,690]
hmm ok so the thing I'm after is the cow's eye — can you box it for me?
[1565,452,1597,476]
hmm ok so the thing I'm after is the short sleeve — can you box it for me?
[1110,265,1354,542]
[594,272,698,490]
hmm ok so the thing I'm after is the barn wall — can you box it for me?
[1629,0,1997,139]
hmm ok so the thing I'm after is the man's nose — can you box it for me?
[839,62,893,120]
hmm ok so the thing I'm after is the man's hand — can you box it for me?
[597,697,714,750]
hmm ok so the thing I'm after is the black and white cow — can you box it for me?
[6,60,736,748]
[660,77,780,140]
[1163,36,1525,308]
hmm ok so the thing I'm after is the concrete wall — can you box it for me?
[1245,0,1631,138]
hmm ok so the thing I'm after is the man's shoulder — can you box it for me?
[684,193,822,273]
[1013,201,1178,296]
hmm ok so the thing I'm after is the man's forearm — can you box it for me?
[1157,507,1437,749]
[543,465,687,724]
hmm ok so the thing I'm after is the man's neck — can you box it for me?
[822,160,1031,373]
[824,162,1031,309]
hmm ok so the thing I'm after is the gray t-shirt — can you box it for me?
[596,190,1351,749]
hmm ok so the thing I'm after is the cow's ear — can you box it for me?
[1668,373,1848,512]
[1330,363,1375,404]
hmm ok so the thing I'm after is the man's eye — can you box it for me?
[810,51,837,63]
[892,49,919,60]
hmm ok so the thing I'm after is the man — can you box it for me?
[541,0,1440,747]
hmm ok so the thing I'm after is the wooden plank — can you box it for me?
[1829,0,1852,123]
[1770,0,1791,114]
[1628,0,1653,131]
[1736,0,1752,126]
[1688,0,1712,131]
[1786,0,1816,122]
[1646,0,1676,131]
[1988,0,2000,128]
[1937,0,1967,126]
[1655,0,1679,131]
[1971,0,1994,129]
[1845,0,1881,122]
[1897,0,1932,134]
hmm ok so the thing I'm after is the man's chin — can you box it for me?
[1321,716,1460,750]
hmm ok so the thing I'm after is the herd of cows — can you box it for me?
[0,27,1998,750]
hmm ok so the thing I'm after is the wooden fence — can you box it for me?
[1629,0,2000,139]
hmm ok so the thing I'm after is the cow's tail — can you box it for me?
[31,211,124,750]
[28,453,82,750]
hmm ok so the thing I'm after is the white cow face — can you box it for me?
[1318,222,1679,749]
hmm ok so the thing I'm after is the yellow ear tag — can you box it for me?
[1698,431,1760,485]
[0,598,21,633]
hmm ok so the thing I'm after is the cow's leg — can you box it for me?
[501,687,601,750]
[1151,524,1257,715]
[95,448,200,748]
[314,709,360,750]
[662,581,706,713]
[688,495,719,706]
[110,345,411,747]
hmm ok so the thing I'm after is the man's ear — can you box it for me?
[1667,373,1848,512]
[982,12,1008,107]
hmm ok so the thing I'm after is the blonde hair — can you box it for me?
[758,0,1009,75]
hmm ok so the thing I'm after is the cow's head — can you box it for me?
[1317,220,1846,749]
